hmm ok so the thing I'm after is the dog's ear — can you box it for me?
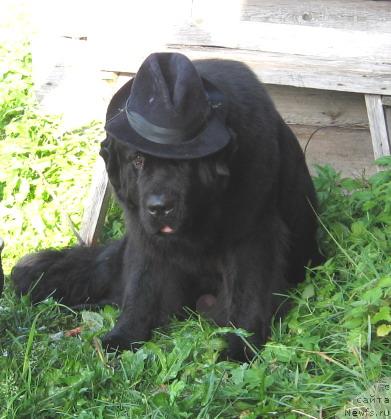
[99,137,110,163]
[100,137,124,200]
[100,137,137,207]
[215,128,238,178]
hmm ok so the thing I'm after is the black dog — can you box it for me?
[12,55,321,360]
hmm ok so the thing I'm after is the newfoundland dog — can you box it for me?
[12,53,321,360]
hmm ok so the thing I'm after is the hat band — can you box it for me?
[126,104,209,145]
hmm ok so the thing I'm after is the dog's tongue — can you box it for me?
[161,225,174,234]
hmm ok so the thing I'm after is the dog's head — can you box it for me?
[100,137,236,242]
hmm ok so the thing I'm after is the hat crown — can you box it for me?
[127,53,210,134]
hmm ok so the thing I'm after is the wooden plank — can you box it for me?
[365,94,391,159]
[293,125,376,177]
[92,19,391,66]
[384,107,391,145]
[98,46,391,95]
[266,85,368,127]
[38,0,391,38]
[171,21,391,60]
[80,157,111,246]
[382,96,391,107]
[241,0,391,33]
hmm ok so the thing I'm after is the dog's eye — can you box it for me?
[132,153,145,170]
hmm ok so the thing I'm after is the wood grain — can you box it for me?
[365,94,391,159]
[80,157,111,246]
[98,46,391,95]
[266,85,368,127]
[293,124,376,177]
[383,106,391,148]
[241,0,391,33]
[171,21,391,60]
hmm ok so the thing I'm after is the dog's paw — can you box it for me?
[222,333,259,362]
[101,330,143,353]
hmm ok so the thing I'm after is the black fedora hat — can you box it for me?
[104,52,232,159]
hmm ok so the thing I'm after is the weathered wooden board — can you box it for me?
[33,0,391,39]
[385,106,391,142]
[293,125,376,177]
[80,157,111,246]
[97,45,391,96]
[241,0,391,33]
[85,4,391,95]
[384,96,391,143]
[33,0,391,96]
[170,21,391,60]
[266,85,368,127]
[365,94,391,159]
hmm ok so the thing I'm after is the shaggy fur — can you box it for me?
[12,59,321,360]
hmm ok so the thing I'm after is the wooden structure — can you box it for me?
[31,0,391,245]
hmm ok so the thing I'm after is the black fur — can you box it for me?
[12,59,321,360]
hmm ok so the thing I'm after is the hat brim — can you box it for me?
[104,78,232,159]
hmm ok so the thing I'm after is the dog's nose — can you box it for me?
[146,194,174,217]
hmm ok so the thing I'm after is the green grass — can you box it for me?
[0,36,390,418]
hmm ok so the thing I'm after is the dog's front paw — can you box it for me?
[222,333,260,362]
[101,329,144,353]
